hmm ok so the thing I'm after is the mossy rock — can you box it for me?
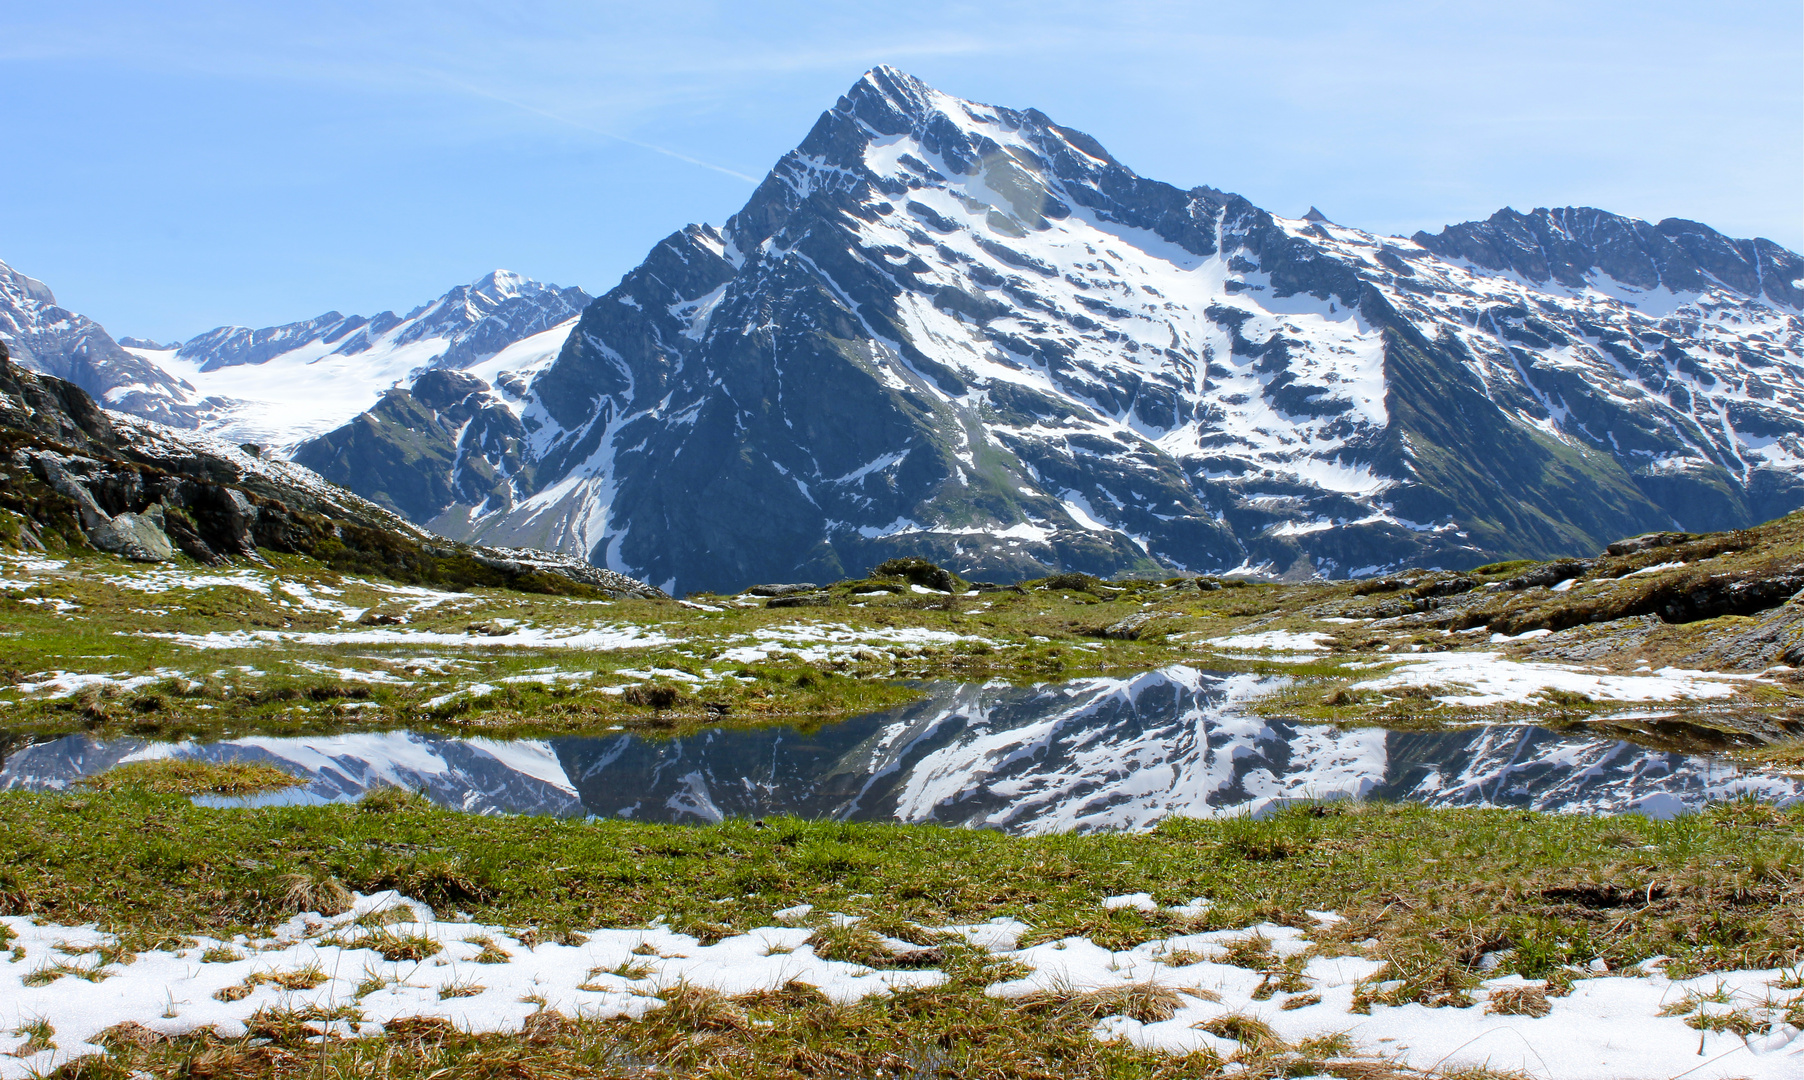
[869,558,965,594]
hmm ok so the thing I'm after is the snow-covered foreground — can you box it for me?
[0,890,1796,1078]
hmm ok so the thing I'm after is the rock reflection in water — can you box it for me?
[0,668,1795,832]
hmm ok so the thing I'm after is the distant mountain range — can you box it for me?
[5,66,1803,593]
[0,263,589,452]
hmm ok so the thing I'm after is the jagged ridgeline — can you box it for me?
[0,340,666,600]
[287,67,1804,595]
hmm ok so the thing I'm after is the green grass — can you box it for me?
[8,510,1804,760]
[4,789,1799,979]
[76,759,304,796]
[4,790,1800,1078]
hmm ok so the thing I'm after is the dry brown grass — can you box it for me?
[1014,981,1211,1022]
[278,872,351,916]
[1483,984,1551,1017]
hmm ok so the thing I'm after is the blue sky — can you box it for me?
[4,1,1799,342]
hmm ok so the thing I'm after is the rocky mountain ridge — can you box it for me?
[295,67,1804,595]
[0,340,664,599]
[0,261,201,428]
[0,262,590,452]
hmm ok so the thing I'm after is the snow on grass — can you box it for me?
[1199,630,1334,652]
[997,924,1803,1076]
[285,661,411,685]
[8,669,186,699]
[715,623,982,665]
[423,683,500,708]
[137,625,676,651]
[1350,652,1757,706]
[0,891,944,1079]
[1,890,1797,1079]
[0,553,69,577]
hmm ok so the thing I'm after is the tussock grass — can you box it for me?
[76,760,303,796]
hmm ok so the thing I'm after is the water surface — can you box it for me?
[2,668,1795,832]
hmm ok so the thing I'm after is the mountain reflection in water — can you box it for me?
[1,668,1795,833]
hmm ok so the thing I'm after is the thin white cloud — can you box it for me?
[435,75,762,183]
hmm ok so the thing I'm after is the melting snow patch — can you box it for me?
[1100,893,1158,913]
[1202,630,1333,651]
[423,683,500,708]
[1490,628,1554,643]
[10,669,184,699]
[715,623,980,665]
[1351,652,1753,706]
[1,887,1801,1077]
[138,625,675,651]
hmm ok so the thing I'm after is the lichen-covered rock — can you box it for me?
[1606,533,1688,557]
[765,594,830,608]
[1102,611,1165,640]
[1520,615,1661,662]
[873,558,966,594]
[746,583,821,597]
[1501,561,1593,590]
[1697,595,1804,670]
[89,509,175,562]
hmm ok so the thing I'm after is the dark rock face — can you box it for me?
[1413,207,1804,310]
[0,350,665,599]
[0,260,200,426]
[292,369,531,524]
[236,72,1804,592]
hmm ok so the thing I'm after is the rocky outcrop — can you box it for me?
[89,508,176,562]
[1413,207,1804,311]
[291,369,530,523]
[1698,597,1804,670]
[0,344,666,600]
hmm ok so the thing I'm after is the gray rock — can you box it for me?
[1520,615,1661,662]
[33,454,112,529]
[765,594,830,608]
[1102,611,1166,640]
[1605,533,1685,557]
[746,583,821,597]
[1696,595,1804,670]
[90,510,175,562]
[1502,561,1593,590]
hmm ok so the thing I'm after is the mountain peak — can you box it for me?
[468,269,530,299]
[1303,206,1333,224]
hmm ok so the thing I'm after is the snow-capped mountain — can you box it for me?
[4,669,1792,829]
[0,259,202,427]
[103,270,590,451]
[290,67,1804,594]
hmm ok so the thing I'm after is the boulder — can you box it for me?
[1697,594,1804,670]
[89,509,175,562]
[766,594,830,608]
[746,583,821,597]
[1102,610,1180,640]
[1606,533,1686,557]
